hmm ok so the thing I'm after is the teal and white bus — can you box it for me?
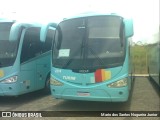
[148,32,160,87]
[0,20,55,96]
[41,13,134,102]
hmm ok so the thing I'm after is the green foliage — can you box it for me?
[131,45,148,74]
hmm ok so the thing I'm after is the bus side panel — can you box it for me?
[20,61,36,93]
[125,39,132,91]
[128,38,134,89]
[36,52,51,90]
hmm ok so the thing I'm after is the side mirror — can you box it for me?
[9,23,32,41]
[40,23,57,42]
[124,18,134,38]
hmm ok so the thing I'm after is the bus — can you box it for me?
[41,13,134,102]
[0,20,55,96]
[148,31,160,88]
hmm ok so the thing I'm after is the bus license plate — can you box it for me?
[77,92,90,96]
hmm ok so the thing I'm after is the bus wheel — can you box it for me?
[44,76,50,94]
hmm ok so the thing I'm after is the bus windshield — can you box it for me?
[53,16,126,71]
[0,22,19,68]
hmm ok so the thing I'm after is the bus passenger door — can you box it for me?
[20,27,45,93]
[20,28,38,93]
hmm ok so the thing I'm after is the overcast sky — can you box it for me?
[0,0,159,43]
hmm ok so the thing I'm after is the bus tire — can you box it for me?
[43,75,51,93]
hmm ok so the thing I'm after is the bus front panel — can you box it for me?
[50,15,133,102]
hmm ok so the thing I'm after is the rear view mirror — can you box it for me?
[40,23,57,42]
[9,23,32,41]
[124,18,134,38]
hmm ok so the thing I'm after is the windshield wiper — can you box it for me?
[59,43,106,69]
[61,45,83,69]
[61,27,86,69]
[0,62,2,67]
[87,45,105,68]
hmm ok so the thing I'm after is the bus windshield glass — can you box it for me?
[53,16,125,70]
[0,22,19,67]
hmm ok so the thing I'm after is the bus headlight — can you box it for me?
[0,76,18,83]
[50,77,63,86]
[107,78,128,88]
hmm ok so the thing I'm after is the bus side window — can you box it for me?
[21,27,41,63]
[42,29,55,53]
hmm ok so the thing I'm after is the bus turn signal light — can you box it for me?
[50,77,63,86]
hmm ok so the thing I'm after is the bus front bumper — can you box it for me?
[50,86,129,102]
[0,83,21,96]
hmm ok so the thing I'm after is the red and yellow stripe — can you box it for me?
[94,69,111,83]
[0,70,4,77]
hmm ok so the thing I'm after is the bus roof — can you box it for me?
[63,12,123,21]
[9,22,44,42]
[0,18,16,22]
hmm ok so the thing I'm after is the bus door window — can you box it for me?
[21,27,41,63]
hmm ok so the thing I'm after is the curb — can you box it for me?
[133,74,149,77]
